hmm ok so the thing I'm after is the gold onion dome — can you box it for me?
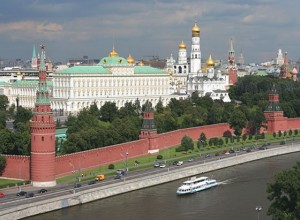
[137,61,144,66]
[178,40,186,49]
[127,54,135,64]
[109,46,119,57]
[206,54,215,67]
[192,23,200,37]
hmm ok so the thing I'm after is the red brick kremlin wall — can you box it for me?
[54,123,232,177]
[2,120,300,180]
[1,155,30,180]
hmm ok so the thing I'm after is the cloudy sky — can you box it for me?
[0,0,299,64]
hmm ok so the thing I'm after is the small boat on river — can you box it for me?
[176,176,218,195]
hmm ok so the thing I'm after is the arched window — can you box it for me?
[42,136,44,141]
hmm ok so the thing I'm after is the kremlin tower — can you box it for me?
[264,85,287,133]
[190,23,201,75]
[139,102,159,151]
[30,45,56,187]
[228,38,237,85]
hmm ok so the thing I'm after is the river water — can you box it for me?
[26,152,300,220]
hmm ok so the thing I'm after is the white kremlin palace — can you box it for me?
[0,22,236,115]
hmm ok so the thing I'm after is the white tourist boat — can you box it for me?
[176,176,218,195]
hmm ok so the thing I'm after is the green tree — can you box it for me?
[89,101,100,118]
[207,102,224,124]
[197,132,207,148]
[14,106,32,127]
[155,98,164,114]
[0,129,15,154]
[273,132,276,138]
[119,102,138,118]
[180,135,194,152]
[100,101,118,122]
[267,162,300,219]
[242,134,247,142]
[0,111,7,129]
[288,129,293,137]
[0,95,9,111]
[229,108,247,136]
[0,155,6,176]
[248,109,266,135]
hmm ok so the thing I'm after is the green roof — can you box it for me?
[11,80,53,87]
[256,70,267,76]
[56,128,68,135]
[55,66,111,74]
[134,66,165,74]
[98,56,129,66]
[0,81,9,86]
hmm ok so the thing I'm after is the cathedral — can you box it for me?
[166,23,236,102]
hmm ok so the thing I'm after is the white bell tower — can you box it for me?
[190,23,201,74]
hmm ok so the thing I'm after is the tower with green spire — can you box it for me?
[228,38,237,85]
[30,44,56,187]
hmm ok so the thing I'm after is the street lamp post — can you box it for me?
[255,206,262,220]
[125,152,128,172]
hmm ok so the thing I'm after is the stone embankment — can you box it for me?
[1,144,300,220]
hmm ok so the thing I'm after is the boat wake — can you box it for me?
[217,178,236,185]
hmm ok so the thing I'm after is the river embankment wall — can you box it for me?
[1,144,300,220]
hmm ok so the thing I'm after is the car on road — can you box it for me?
[88,180,96,185]
[159,163,166,168]
[188,158,194,162]
[38,189,47,193]
[74,183,82,188]
[116,169,126,175]
[205,154,211,158]
[16,191,27,196]
[154,162,160,168]
[25,192,34,198]
[176,161,183,166]
[114,174,122,179]
[0,192,5,198]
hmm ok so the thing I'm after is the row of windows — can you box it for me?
[55,78,168,87]
[54,88,168,97]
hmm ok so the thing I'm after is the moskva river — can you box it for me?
[26,152,300,220]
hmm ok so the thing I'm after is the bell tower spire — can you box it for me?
[190,22,201,74]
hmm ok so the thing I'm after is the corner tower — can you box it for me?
[190,22,201,74]
[30,45,56,187]
[228,38,237,85]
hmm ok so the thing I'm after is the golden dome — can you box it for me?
[178,40,186,49]
[137,61,144,66]
[109,46,119,57]
[127,54,135,64]
[206,54,215,67]
[192,23,200,37]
